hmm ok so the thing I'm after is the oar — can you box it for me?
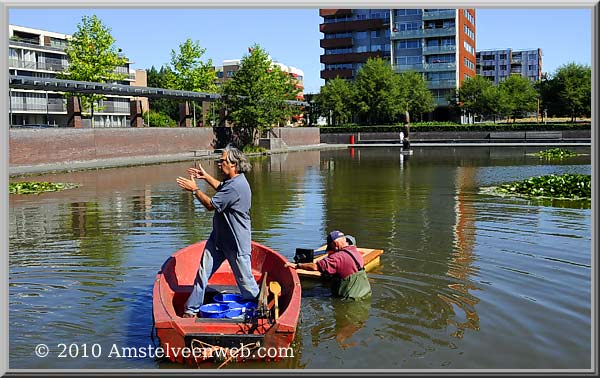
[269,281,281,321]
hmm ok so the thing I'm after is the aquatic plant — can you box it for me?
[534,148,577,159]
[495,174,590,199]
[9,181,78,194]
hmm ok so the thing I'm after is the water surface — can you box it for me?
[9,146,592,370]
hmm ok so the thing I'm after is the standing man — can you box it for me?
[286,230,371,300]
[176,145,259,318]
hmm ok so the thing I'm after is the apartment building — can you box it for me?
[319,9,391,81]
[8,24,140,128]
[320,9,477,119]
[476,48,543,84]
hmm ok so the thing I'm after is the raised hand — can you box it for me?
[187,163,207,180]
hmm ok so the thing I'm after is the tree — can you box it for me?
[498,74,538,122]
[550,63,591,121]
[396,70,435,125]
[222,44,299,147]
[58,15,127,128]
[165,39,217,126]
[457,76,509,123]
[318,78,355,126]
[354,58,404,125]
[146,65,178,124]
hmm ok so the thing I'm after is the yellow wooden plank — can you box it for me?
[296,247,383,279]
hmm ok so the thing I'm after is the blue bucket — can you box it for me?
[199,303,229,318]
[214,293,244,304]
[224,309,245,319]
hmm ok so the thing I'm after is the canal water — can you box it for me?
[9,146,592,370]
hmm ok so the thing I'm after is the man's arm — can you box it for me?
[285,262,318,271]
[176,176,215,211]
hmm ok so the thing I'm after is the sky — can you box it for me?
[8,7,592,94]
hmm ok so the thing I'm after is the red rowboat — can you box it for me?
[152,240,301,365]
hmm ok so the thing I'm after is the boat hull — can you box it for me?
[152,240,301,365]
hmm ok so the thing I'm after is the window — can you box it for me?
[356,31,368,39]
[394,22,420,31]
[356,46,367,53]
[395,56,421,65]
[463,25,475,39]
[370,44,382,52]
[371,30,381,38]
[394,9,422,16]
[464,58,475,70]
[463,41,474,55]
[463,9,474,24]
[395,39,421,49]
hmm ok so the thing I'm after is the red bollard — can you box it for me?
[349,135,355,144]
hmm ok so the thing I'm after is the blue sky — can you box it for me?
[8,8,592,93]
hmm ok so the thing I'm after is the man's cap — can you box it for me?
[326,230,345,249]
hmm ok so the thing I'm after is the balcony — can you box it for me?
[319,9,353,17]
[393,63,424,72]
[321,68,353,80]
[10,100,66,113]
[391,27,456,40]
[427,79,457,89]
[422,45,456,55]
[321,51,383,64]
[9,38,67,53]
[422,10,456,20]
[320,37,353,49]
[320,18,384,34]
[423,62,456,72]
[9,57,68,72]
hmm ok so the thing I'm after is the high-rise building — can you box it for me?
[319,9,391,81]
[319,8,477,119]
[476,48,543,84]
[8,24,142,128]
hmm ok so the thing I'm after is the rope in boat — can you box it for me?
[189,338,261,368]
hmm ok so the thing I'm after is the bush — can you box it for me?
[10,182,78,194]
[318,122,591,133]
[242,145,267,154]
[143,110,177,127]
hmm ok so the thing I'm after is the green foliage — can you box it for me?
[242,145,268,154]
[10,182,78,194]
[396,70,435,121]
[222,44,299,146]
[495,174,590,199]
[498,74,538,122]
[534,148,577,159]
[57,15,127,127]
[459,76,503,122]
[317,78,354,126]
[147,65,179,121]
[143,110,176,127]
[165,39,217,93]
[542,63,592,122]
[354,58,408,125]
[319,121,591,133]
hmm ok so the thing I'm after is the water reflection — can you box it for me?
[9,146,591,369]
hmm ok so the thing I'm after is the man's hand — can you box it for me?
[187,163,207,180]
[284,262,297,269]
[176,175,198,192]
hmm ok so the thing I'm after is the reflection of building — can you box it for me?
[8,24,145,127]
[320,8,477,119]
[476,48,543,84]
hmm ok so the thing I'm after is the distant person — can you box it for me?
[176,145,259,318]
[286,230,371,300]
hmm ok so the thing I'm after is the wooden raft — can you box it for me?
[296,247,384,279]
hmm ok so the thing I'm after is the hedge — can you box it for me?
[318,122,591,133]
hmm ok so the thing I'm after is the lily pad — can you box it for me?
[9,181,79,195]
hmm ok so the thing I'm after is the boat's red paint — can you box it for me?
[152,240,301,365]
